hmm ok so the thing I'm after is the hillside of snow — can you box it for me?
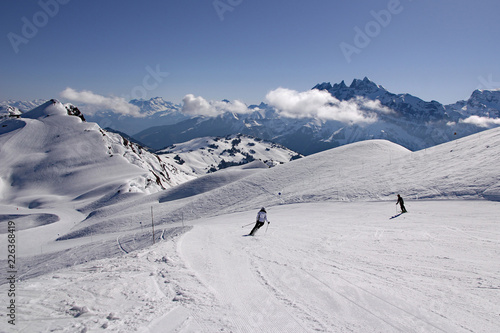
[0,106,499,332]
[157,134,302,175]
[61,126,500,242]
[3,201,499,332]
[0,99,194,218]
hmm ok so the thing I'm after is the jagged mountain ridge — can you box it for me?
[313,77,460,122]
[3,78,500,154]
[135,78,500,154]
[445,89,500,118]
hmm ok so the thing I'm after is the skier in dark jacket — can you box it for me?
[396,194,407,213]
[249,207,269,236]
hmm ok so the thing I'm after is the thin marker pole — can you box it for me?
[151,206,155,244]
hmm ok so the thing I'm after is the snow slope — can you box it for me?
[1,113,499,332]
[0,100,195,257]
[67,126,500,240]
[4,201,499,332]
[0,100,193,207]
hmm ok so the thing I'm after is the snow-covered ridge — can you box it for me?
[61,125,500,240]
[157,134,303,175]
[446,88,500,118]
[128,97,181,115]
[0,99,194,210]
[4,80,500,154]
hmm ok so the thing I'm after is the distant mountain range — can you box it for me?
[86,97,190,135]
[133,78,500,154]
[2,78,500,155]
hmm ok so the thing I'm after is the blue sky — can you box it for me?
[1,0,499,105]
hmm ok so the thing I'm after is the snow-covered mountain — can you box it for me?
[157,134,303,175]
[0,97,189,136]
[128,97,181,115]
[4,79,500,155]
[0,99,194,211]
[135,78,500,154]
[1,116,499,332]
[313,77,459,122]
[445,88,500,118]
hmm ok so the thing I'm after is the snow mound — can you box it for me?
[21,99,68,119]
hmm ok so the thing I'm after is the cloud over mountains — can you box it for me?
[265,87,393,124]
[181,94,252,117]
[181,87,394,124]
[60,88,142,117]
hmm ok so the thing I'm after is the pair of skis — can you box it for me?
[242,221,270,235]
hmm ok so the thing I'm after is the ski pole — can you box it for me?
[242,222,255,228]
[265,221,270,233]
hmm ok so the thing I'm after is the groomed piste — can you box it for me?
[0,102,499,332]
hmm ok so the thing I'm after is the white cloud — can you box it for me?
[181,94,251,116]
[265,88,390,124]
[60,88,142,117]
[460,115,500,128]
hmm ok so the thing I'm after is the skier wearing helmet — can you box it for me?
[249,207,269,236]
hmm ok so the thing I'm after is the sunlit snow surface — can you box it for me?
[3,201,499,332]
[0,101,499,332]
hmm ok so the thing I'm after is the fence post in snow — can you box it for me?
[151,206,155,245]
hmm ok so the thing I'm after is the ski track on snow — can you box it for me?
[178,201,500,333]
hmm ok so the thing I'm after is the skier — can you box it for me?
[249,207,269,236]
[396,194,407,213]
